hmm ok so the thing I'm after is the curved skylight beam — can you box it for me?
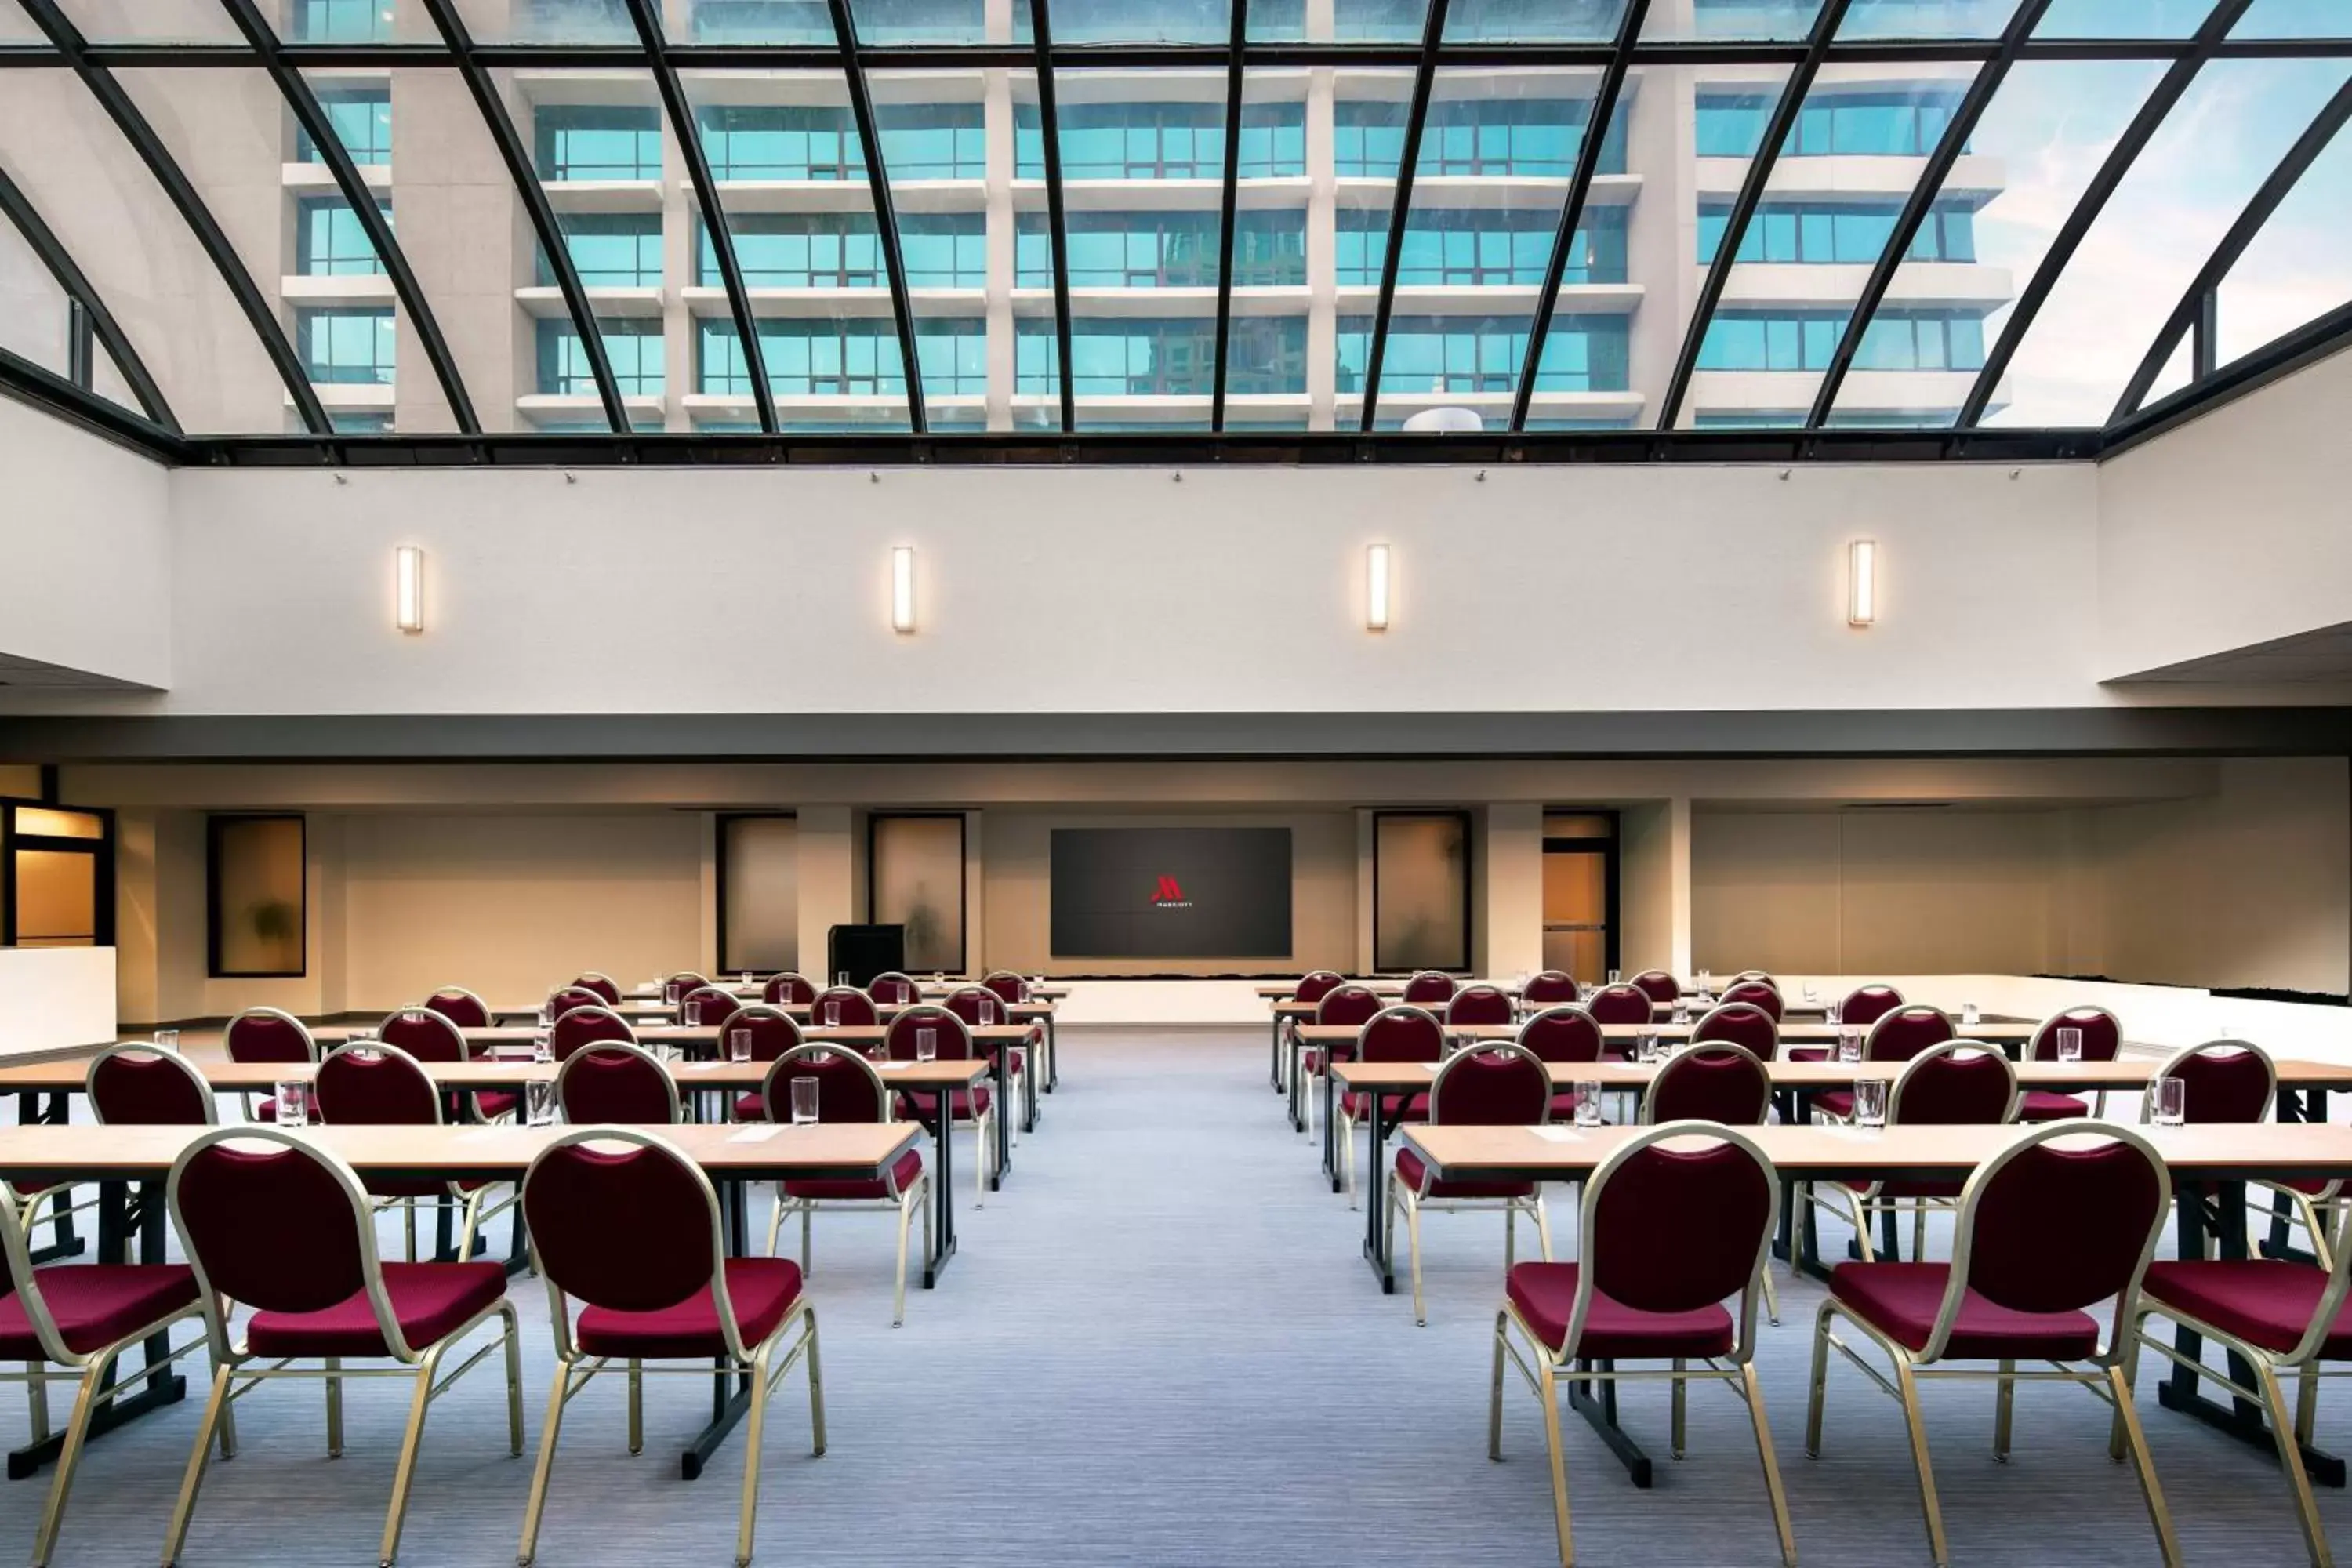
[826,0,928,434]
[1354,0,1454,432]
[1027,0,1075,433]
[0,163,176,431]
[1209,0,1249,432]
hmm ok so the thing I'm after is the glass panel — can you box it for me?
[211,816,306,977]
[2232,0,2346,35]
[1333,0,1429,40]
[849,0,990,43]
[2034,0,2216,36]
[869,69,994,433]
[1373,815,1468,973]
[2212,114,2352,374]
[1018,0,1231,44]
[1443,0,1626,44]
[1653,0,1824,39]
[1330,66,1410,425]
[13,851,96,946]
[721,817,800,975]
[870,815,965,974]
[0,221,82,390]
[1835,0,2019,37]
[13,808,104,840]
[287,0,397,41]
[48,0,244,42]
[1994,58,2352,426]
[1830,58,2166,426]
[447,0,638,42]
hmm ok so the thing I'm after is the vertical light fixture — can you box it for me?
[394,544,424,634]
[891,545,916,634]
[1366,543,1392,632]
[1847,539,1877,627]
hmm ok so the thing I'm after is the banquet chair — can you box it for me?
[162,1127,521,1568]
[1644,1042,1780,1322]
[660,973,712,1007]
[809,987,880,1029]
[1731,969,1777,986]
[1519,1006,1606,1122]
[1720,980,1784,1023]
[2017,1006,2123,1123]
[1863,1004,1958,1064]
[1292,970,1345,1007]
[1585,983,1654,1032]
[982,970,1034,1004]
[1388,1040,1553,1326]
[1491,1122,1793,1568]
[1337,1007,1445,1207]
[568,973,622,1006]
[679,985,741,1031]
[384,1005,517,1123]
[422,987,492,1029]
[1807,1122,2177,1568]
[718,1006,806,1121]
[761,973,817,1007]
[762,1045,929,1326]
[551,1004,635,1062]
[555,1042,682,1126]
[2141,1040,2324,1266]
[1692,1001,1779,1061]
[945,985,1033,1138]
[868,972,921,1007]
[1839,984,1905,1029]
[1629,970,1682,1008]
[1810,1042,2018,1264]
[87,1043,217,1127]
[1299,984,1382,1141]
[1521,971,1581,1007]
[223,1007,319,1121]
[518,1129,824,1567]
[1446,984,1515,1028]
[978,972,1054,1085]
[885,1006,995,1206]
[1403,971,1458,1006]
[314,1042,513,1264]
[544,986,608,1024]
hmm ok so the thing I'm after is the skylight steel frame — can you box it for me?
[0,5,2347,463]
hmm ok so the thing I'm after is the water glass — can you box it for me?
[2056,1026,2084,1064]
[274,1079,310,1128]
[524,1079,555,1127]
[739,972,754,991]
[978,998,998,1025]
[789,1076,820,1126]
[835,971,850,989]
[916,1027,938,1064]
[1606,969,1621,986]
[1853,1078,1889,1128]
[1636,1032,1661,1064]
[1696,969,1713,1000]
[664,980,681,1005]
[1573,1080,1604,1127]
[684,996,703,1028]
[933,971,946,986]
[867,1044,890,1065]
[537,1004,552,1029]
[1837,1027,1863,1065]
[2153,1076,2187,1127]
[154,1029,180,1054]
[1824,1000,1842,1027]
[532,1029,552,1064]
[728,1027,753,1064]
[1670,1000,1690,1025]
[822,998,841,1029]
[1961,1001,1980,1029]
[1802,984,1819,1005]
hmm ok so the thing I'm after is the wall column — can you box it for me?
[1479,804,1544,979]
[1668,796,1693,977]
[796,806,856,983]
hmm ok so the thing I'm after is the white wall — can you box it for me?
[0,948,116,1058]
[0,397,170,688]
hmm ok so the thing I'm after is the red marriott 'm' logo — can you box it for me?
[1152,876,1192,908]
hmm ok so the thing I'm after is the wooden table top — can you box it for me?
[0,1121,917,1186]
[0,1057,989,1095]
[622,984,1069,1004]
[310,1023,1034,1049]
[1294,1019,2038,1044]
[1331,1057,2352,1092]
[1403,1121,2352,1186]
[505,998,1053,1022]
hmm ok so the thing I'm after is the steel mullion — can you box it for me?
[0,165,177,430]
[620,0,775,434]
[1508,0,1649,434]
[417,0,630,437]
[1209,0,1250,431]
[2108,72,2352,423]
[0,347,194,462]
[1027,0,1076,433]
[825,0,927,434]
[15,0,329,434]
[1657,0,1856,432]
[1958,0,2258,427]
[2101,299,2352,458]
[1805,0,2050,429]
[1355,0,1454,433]
[217,0,481,435]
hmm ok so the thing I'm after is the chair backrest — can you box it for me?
[762,973,818,1007]
[885,1005,975,1062]
[1445,984,1515,1026]
[86,1044,216,1126]
[1889,1041,2019,1126]
[1719,980,1783,1022]
[522,1128,746,1359]
[942,985,1012,1028]
[1401,971,1457,1005]
[1428,1040,1550,1125]
[660,972,712,1004]
[1864,1004,1955,1062]
[570,972,622,1005]
[1691,1001,1777,1058]
[379,1007,469,1063]
[715,1004,802,1062]
[1586,983,1654,1026]
[811,987,880,1027]
[677,985,739,1029]
[1645,1044,1771,1126]
[1570,1123,1777,1361]
[1358,1006,1446,1065]
[1294,970,1345,1006]
[1840,983,1904,1026]
[2028,1006,2122,1063]
[1520,971,1580,1005]
[546,985,606,1019]
[557,1041,681,1124]
[762,1042,890,1125]
[223,1006,318,1066]
[423,987,492,1029]
[1517,1005,1605,1064]
[1316,985,1382,1029]
[314,1041,444,1127]
[981,971,1030,1004]
[551,1004,635,1062]
[1930,1123,2170,1363]
[1730,970,1775,986]
[2151,1039,2276,1124]
[1629,970,1681,1006]
[869,971,921,1007]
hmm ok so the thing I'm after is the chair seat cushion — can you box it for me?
[1342,1091,1429,1123]
[1396,1146,1534,1202]
[735,1091,767,1122]
[577,1258,804,1359]
[246,1261,508,1358]
[2017,1090,2090,1122]
[1830,1262,2100,1360]
[784,1147,925,1202]
[1505,1262,1734,1359]
[2142,1260,2352,1359]
[0,1265,201,1360]
[897,1087,990,1120]
[473,1091,520,1121]
[1813,1090,1855,1119]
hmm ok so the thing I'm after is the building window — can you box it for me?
[1017,103,1307,180]
[1015,211,1305,289]
[879,107,988,179]
[296,307,394,384]
[692,0,832,39]
[1697,308,1987,372]
[1335,208,1625,287]
[697,319,987,397]
[844,0,988,39]
[535,107,663,181]
[295,198,389,277]
[703,213,989,291]
[330,412,392,433]
[1852,310,1987,372]
[1016,317,1308,397]
[1698,200,1977,263]
[900,216,988,287]
[299,89,390,166]
[1335,99,1627,178]
[520,0,634,35]
[546,213,663,287]
[1338,315,1631,394]
[208,815,305,978]
[1697,89,1966,159]
[537,318,665,396]
[289,0,389,41]
[1336,0,1435,38]
[695,104,985,182]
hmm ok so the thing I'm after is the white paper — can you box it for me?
[1530,1126,1583,1143]
[728,1126,785,1143]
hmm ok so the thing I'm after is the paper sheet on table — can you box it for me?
[728,1126,785,1143]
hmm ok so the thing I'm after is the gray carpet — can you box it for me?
[15,1030,2345,1566]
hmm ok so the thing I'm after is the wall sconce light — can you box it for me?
[395,545,424,634]
[891,545,916,633]
[1366,543,1392,632]
[1847,539,1877,627]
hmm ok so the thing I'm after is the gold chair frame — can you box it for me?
[759,1044,931,1327]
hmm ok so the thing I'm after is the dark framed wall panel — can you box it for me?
[1,797,116,949]
[206,813,307,978]
[865,811,968,975]
[716,811,799,976]
[1371,809,1472,974]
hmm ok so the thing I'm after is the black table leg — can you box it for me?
[1324,1063,1341,1192]
[1362,1091,1393,1291]
[921,1098,957,1287]
[678,1180,756,1480]
[2267,1087,2325,1262]
[22,1092,84,1266]
[1566,1359,1653,1486]
[1271,1015,1283,1091]
[1044,1014,1059,1093]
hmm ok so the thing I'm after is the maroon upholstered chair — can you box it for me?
[1808,1123,2176,1568]
[1719,980,1784,1023]
[518,1128,822,1568]
[944,985,1029,1120]
[1402,971,1457,1006]
[1338,1007,1446,1206]
[423,987,492,1029]
[163,1127,520,1568]
[1838,983,1904,1028]
[1294,970,1345,1006]
[1693,1001,1778,1060]
[762,973,818,1007]
[1494,1123,1791,1568]
[720,1006,807,1121]
[982,970,1032,1004]
[223,1007,319,1122]
[678,985,739,1031]
[1517,1006,1605,1121]
[662,971,713,1003]
[554,1041,681,1125]
[546,985,606,1022]
[810,987,880,1029]
[868,971,921,1007]
[885,1006,995,1203]
[761,1044,928,1324]
[2151,1038,2275,1125]
[550,1004,634,1062]
[1645,1043,1771,1127]
[1630,969,1681,1007]
[314,1043,510,1262]
[1812,1043,2018,1265]
[569,972,622,1006]
[1861,1004,1956,1062]
[86,1043,216,1127]
[1389,1040,1555,1325]
[380,1007,469,1063]
[1299,983,1383,1137]
[1446,985,1515,1027]
[2018,1006,2123,1122]
[1585,982,1654,1028]
[1521,971,1580,1006]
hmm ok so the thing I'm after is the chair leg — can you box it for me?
[735,1343,775,1568]
[25,1362,47,1445]
[891,1187,917,1327]
[1805,1305,1833,1457]
[801,1307,826,1457]
[378,1340,449,1567]
[1912,1203,1927,1265]
[517,1359,573,1568]
[2113,1314,2149,1462]
[1994,1358,2015,1463]
[1760,1261,1780,1327]
[1403,1187,1427,1328]
[764,1188,787,1258]
[1533,1194,1555,1261]
[2298,1361,2321,1449]
[800,1203,813,1276]
[2253,1359,2332,1568]
[975,1112,989,1210]
[211,1341,238,1459]
[2108,1363,2183,1568]
[627,1359,644,1455]
[1342,1112,1358,1210]
[503,1307,524,1457]
[456,1189,485,1265]
[1504,1202,1517,1272]
[162,1362,235,1566]
[326,1356,344,1458]
[1488,1311,1509,1462]
[1742,1359,1798,1568]
[1893,1358,1950,1568]
[1671,1358,1687,1459]
[1535,1359,1574,1568]
[30,1350,118,1568]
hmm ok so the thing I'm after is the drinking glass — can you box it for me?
[2153,1076,2187,1127]
[728,1028,753,1064]
[1573,1080,1603,1127]
[978,998,998,1025]
[1853,1078,1888,1128]
[1670,1000,1690,1025]
[664,980,681,1005]
[835,971,850,989]
[154,1029,180,1054]
[537,1004,553,1029]
[1636,1033,1661,1064]
[2056,1026,2084,1064]
[532,1029,552,1064]
[822,998,841,1029]
[790,1076,820,1126]
[867,1044,890,1065]
[1825,1000,1842,1027]
[916,1027,938,1064]
[1697,968,1713,1000]
[684,996,703,1028]
[524,1079,556,1127]
[274,1080,310,1128]
[1837,1027,1863,1065]
[1961,1001,1980,1029]
[933,971,946,987]
[1802,984,1818,1005]
[739,972,754,991]
[1606,968,1622,986]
